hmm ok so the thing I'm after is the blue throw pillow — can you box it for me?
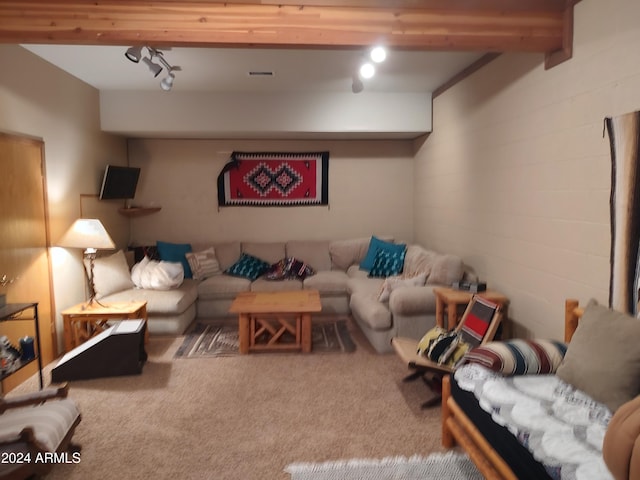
[225,253,271,281]
[368,247,406,278]
[157,241,193,278]
[360,236,406,272]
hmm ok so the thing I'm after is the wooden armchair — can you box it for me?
[0,383,81,480]
[391,295,503,407]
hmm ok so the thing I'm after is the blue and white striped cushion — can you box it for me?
[463,339,568,375]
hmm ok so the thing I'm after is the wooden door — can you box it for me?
[0,132,55,392]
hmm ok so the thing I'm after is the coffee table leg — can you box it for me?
[301,313,311,353]
[238,313,250,354]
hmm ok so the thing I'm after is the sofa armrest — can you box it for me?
[389,287,436,316]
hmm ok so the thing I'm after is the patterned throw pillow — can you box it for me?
[224,253,270,281]
[463,339,567,375]
[185,247,222,280]
[368,247,406,278]
[360,236,406,272]
[264,257,315,280]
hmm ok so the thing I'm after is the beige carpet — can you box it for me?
[12,319,448,480]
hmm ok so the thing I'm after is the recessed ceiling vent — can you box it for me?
[248,71,275,77]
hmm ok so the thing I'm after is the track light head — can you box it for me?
[370,46,387,63]
[142,56,163,77]
[160,73,175,91]
[359,62,375,79]
[125,46,143,63]
[351,76,363,94]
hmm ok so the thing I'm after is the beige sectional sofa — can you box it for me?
[96,236,466,353]
[196,236,465,353]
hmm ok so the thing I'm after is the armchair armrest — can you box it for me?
[0,383,69,414]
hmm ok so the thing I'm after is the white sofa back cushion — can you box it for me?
[89,250,135,299]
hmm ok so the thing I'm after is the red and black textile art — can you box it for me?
[217,151,329,207]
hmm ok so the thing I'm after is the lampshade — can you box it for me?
[125,46,144,63]
[58,219,116,252]
[142,56,163,77]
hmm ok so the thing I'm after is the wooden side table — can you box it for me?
[434,287,509,333]
[62,301,148,352]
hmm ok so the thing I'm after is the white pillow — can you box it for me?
[132,258,184,290]
[378,272,427,302]
[185,247,221,280]
[90,250,135,299]
[131,256,150,288]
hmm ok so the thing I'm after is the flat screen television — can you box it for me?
[99,165,141,200]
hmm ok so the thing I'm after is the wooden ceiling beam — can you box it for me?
[0,1,571,56]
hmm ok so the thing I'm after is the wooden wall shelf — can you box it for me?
[118,207,161,217]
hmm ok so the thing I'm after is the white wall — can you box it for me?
[413,0,640,339]
[0,45,128,350]
[128,138,415,245]
[100,91,432,139]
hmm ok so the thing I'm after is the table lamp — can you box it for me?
[58,218,116,306]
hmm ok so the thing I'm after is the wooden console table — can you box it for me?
[229,290,321,354]
[61,301,148,352]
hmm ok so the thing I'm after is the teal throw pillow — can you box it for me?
[225,253,271,281]
[157,241,193,278]
[360,236,406,272]
[368,248,406,278]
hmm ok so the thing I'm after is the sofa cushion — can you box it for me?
[91,250,135,299]
[303,271,349,295]
[329,236,393,271]
[241,242,286,264]
[211,241,241,271]
[225,253,270,281]
[349,292,391,330]
[360,236,406,272]
[156,241,193,278]
[101,279,199,315]
[197,274,251,300]
[378,273,427,302]
[346,277,384,296]
[556,299,640,412]
[251,278,303,292]
[388,285,437,316]
[403,245,437,278]
[286,241,331,271]
[185,247,222,280]
[426,253,463,285]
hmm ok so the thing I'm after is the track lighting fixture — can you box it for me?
[125,46,181,91]
[351,45,387,94]
[125,46,143,63]
[142,56,163,77]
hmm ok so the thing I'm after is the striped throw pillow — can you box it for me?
[185,247,222,280]
[463,339,567,375]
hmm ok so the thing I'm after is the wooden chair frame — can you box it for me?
[392,295,503,407]
[0,383,82,480]
[440,299,584,480]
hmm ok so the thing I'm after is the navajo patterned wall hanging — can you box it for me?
[217,151,329,207]
[605,112,640,314]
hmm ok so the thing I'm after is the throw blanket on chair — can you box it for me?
[606,112,640,314]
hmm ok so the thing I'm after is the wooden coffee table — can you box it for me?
[229,290,322,354]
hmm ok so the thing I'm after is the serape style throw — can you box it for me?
[217,151,329,207]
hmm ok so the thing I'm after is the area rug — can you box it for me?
[284,452,482,480]
[175,319,355,358]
